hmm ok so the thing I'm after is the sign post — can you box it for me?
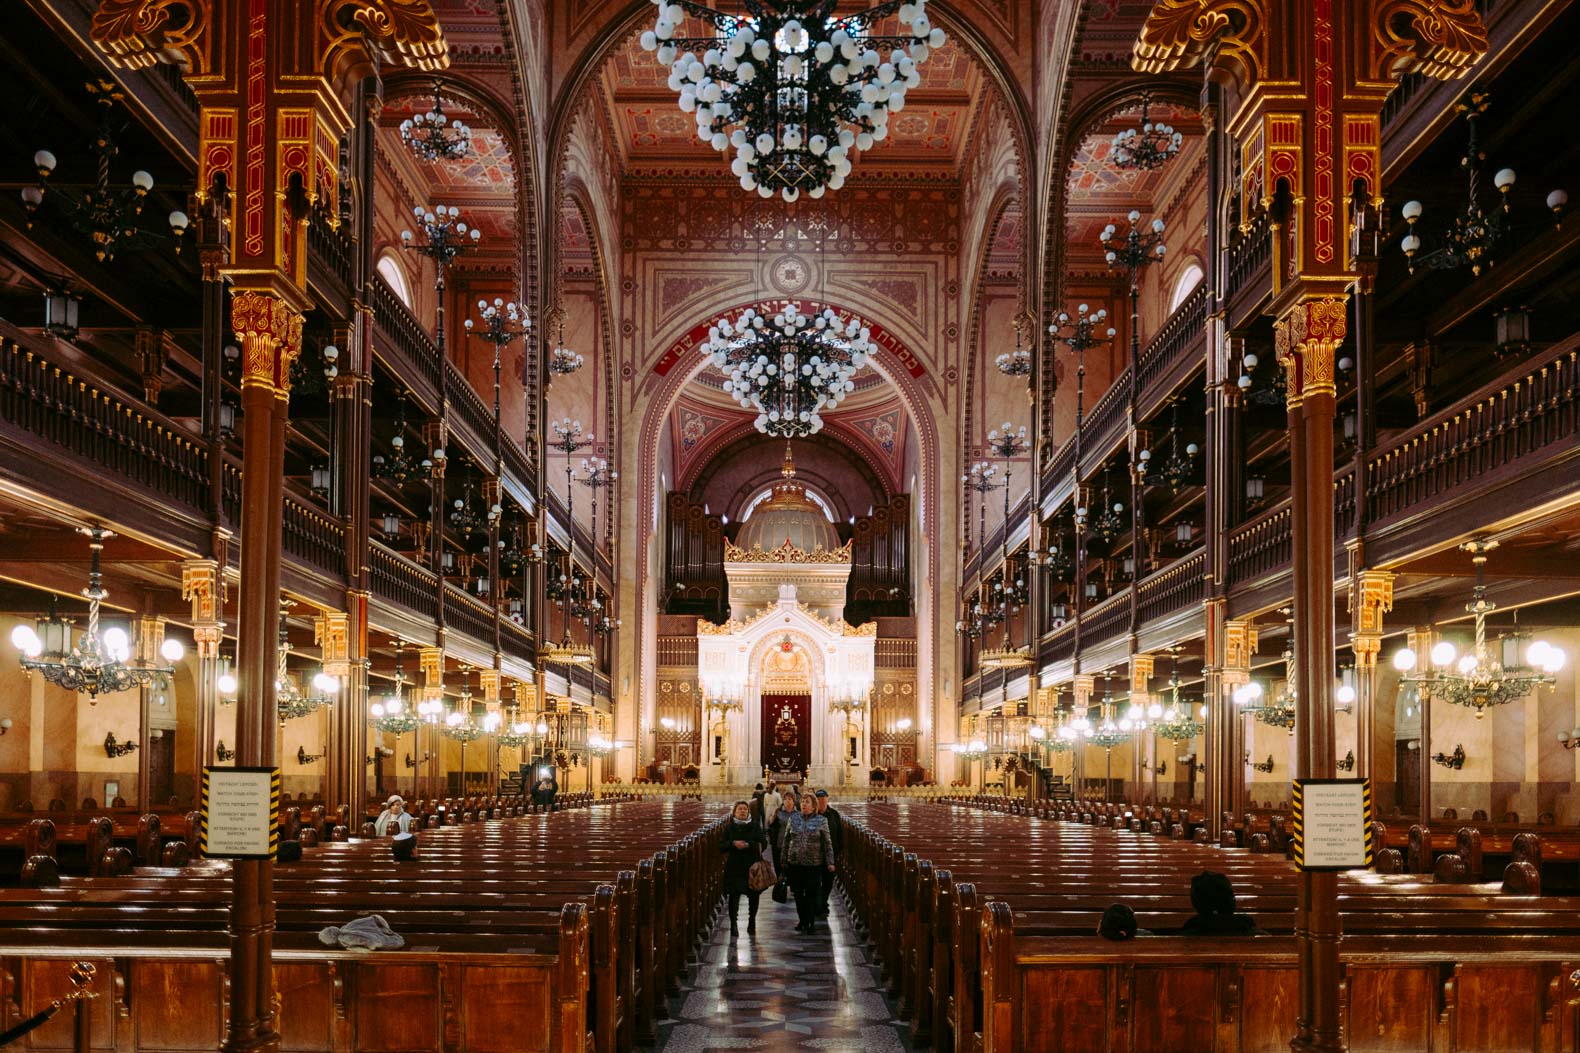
[1292,778,1373,872]
[200,766,280,861]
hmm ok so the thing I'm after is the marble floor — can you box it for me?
[652,885,919,1052]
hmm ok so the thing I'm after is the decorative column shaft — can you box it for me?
[182,560,226,777]
[1348,570,1394,779]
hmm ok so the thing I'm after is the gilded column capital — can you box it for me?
[1073,675,1096,710]
[315,612,352,677]
[1274,295,1347,407]
[420,645,445,702]
[231,290,304,400]
[1348,569,1396,668]
[181,559,225,624]
[1224,617,1258,687]
[1130,654,1155,697]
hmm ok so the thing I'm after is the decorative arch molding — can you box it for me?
[1036,77,1201,443]
[684,427,894,524]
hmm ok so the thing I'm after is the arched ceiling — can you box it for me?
[686,431,892,527]
[1062,99,1204,267]
[379,84,519,262]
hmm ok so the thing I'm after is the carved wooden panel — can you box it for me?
[1131,967,1216,1052]
[275,962,336,1051]
[132,960,223,1050]
[1021,967,1108,1052]
[1239,966,1299,1052]
[1345,965,1434,1052]
[352,964,443,1051]
[460,966,553,1052]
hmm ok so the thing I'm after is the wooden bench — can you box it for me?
[0,798,719,1053]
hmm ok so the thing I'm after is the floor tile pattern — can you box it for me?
[652,886,919,1052]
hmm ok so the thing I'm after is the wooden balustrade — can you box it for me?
[1137,283,1209,395]
[306,210,354,292]
[370,276,444,396]
[445,357,500,460]
[282,496,347,579]
[1080,369,1134,475]
[0,332,210,512]
[444,582,498,644]
[1365,340,1580,525]
[369,542,440,621]
[876,636,918,669]
[1080,591,1132,650]
[1226,215,1272,303]
[1226,505,1293,586]
[1135,550,1205,625]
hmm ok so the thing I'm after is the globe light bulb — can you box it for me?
[1336,684,1357,705]
[217,672,238,694]
[1392,648,1417,672]
[313,672,340,694]
[161,638,185,662]
[102,627,130,659]
[11,624,40,654]
[1430,641,1456,667]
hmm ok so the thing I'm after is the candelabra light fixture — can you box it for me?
[995,327,1032,377]
[104,732,138,758]
[642,0,945,198]
[216,741,235,762]
[986,422,1029,459]
[1432,744,1466,770]
[1090,472,1126,545]
[1138,401,1199,494]
[1391,541,1564,717]
[275,615,337,724]
[1248,753,1275,774]
[1336,749,1356,772]
[1153,671,1202,741]
[373,394,436,484]
[12,527,181,700]
[548,316,585,377]
[1110,93,1182,172]
[296,745,325,765]
[22,81,188,261]
[702,302,873,437]
[399,81,473,163]
[1399,93,1567,277]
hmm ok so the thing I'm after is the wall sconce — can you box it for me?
[365,746,395,765]
[104,732,138,757]
[1246,752,1274,773]
[1432,744,1466,770]
[216,741,235,761]
[297,745,325,765]
[1142,759,1167,776]
[1559,727,1580,750]
[0,717,11,735]
[1336,749,1355,772]
[44,288,82,340]
[1493,306,1531,358]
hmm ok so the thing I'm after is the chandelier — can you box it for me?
[1109,93,1182,172]
[704,302,873,437]
[275,615,337,723]
[373,393,435,485]
[11,527,181,700]
[1153,671,1202,741]
[1399,93,1567,277]
[995,329,1031,377]
[1233,677,1295,734]
[448,465,500,539]
[370,646,422,735]
[1137,401,1199,494]
[1392,541,1564,717]
[1089,471,1126,544]
[22,81,188,262]
[549,315,585,377]
[643,0,946,199]
[400,81,473,163]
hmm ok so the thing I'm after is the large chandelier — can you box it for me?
[370,646,422,735]
[1153,672,1203,741]
[1392,541,1564,717]
[400,81,472,163]
[704,302,873,437]
[1109,93,1181,172]
[11,527,181,700]
[642,0,946,199]
[275,616,337,723]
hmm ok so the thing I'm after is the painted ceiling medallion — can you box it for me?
[641,0,946,199]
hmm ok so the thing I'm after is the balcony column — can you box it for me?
[424,420,449,635]
[1221,617,1258,828]
[1200,598,1227,833]
[182,560,226,779]
[1072,674,1094,800]
[1130,654,1154,802]
[420,647,446,798]
[1406,626,1436,823]
[485,477,503,654]
[1348,571,1394,781]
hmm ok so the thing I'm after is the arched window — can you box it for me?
[740,486,836,523]
[376,253,413,308]
[1168,262,1205,312]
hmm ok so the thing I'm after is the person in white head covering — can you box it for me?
[374,795,413,836]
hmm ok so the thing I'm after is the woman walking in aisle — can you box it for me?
[781,791,835,934]
[719,800,769,937]
[768,786,799,879]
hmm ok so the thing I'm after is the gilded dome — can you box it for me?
[731,445,843,557]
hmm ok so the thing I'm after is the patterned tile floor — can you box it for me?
[652,886,919,1052]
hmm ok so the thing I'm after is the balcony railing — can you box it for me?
[1226,504,1293,586]
[1080,590,1132,651]
[370,276,444,397]
[1136,550,1206,626]
[1227,215,1272,303]
[1365,338,1580,526]
[444,582,498,645]
[282,496,345,579]
[1080,367,1134,475]
[0,328,209,512]
[445,358,499,461]
[369,542,440,621]
[1137,283,1210,398]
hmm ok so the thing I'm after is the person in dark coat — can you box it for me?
[814,789,843,917]
[1179,870,1266,935]
[1097,903,1151,940]
[719,800,768,936]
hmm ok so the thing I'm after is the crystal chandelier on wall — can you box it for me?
[1392,541,1564,717]
[703,302,873,436]
[642,0,946,199]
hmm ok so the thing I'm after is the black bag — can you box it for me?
[771,879,789,903]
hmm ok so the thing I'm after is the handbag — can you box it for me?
[771,878,789,903]
[748,860,777,892]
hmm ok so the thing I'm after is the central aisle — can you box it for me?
[653,887,917,1052]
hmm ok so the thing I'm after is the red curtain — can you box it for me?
[761,694,811,774]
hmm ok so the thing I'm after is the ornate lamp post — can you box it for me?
[401,205,482,359]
